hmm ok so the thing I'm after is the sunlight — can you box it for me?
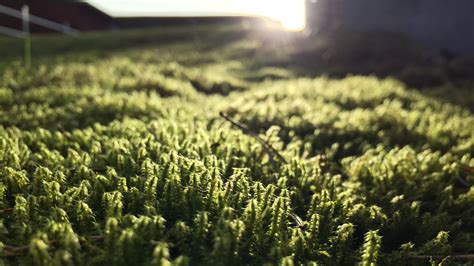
[265,0,306,31]
[87,0,307,31]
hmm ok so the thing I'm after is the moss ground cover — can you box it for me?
[0,25,473,265]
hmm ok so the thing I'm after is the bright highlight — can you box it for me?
[266,0,306,31]
[87,0,307,31]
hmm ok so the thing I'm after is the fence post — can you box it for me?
[21,5,31,67]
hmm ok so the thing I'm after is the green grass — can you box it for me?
[0,25,473,265]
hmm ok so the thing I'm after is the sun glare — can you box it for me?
[88,0,307,31]
[266,0,306,31]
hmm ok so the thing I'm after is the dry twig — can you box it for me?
[461,164,474,175]
[0,208,13,213]
[1,236,104,258]
[408,254,474,261]
[219,112,287,164]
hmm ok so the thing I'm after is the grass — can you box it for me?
[0,24,473,265]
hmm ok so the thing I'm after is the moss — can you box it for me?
[0,26,473,265]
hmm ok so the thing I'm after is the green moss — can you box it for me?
[0,26,473,265]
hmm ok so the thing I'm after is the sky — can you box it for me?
[87,0,306,30]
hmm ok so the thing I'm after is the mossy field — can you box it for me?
[0,24,473,265]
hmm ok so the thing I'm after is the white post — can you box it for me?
[21,5,29,34]
[21,5,31,67]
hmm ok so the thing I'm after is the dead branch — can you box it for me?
[289,212,304,228]
[219,112,288,164]
[456,176,471,188]
[461,164,474,175]
[408,254,474,261]
[0,208,13,213]
[1,235,104,258]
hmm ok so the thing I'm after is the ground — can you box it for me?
[0,24,473,265]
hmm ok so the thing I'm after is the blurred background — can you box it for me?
[2,0,473,53]
[1,0,474,97]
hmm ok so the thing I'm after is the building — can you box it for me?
[307,0,474,55]
[0,0,260,34]
[0,0,113,32]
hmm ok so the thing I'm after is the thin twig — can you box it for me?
[456,176,471,188]
[1,235,105,258]
[0,208,13,213]
[461,164,474,175]
[289,212,304,228]
[458,164,473,188]
[408,254,474,261]
[85,235,105,241]
[219,112,287,164]
[1,250,24,258]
